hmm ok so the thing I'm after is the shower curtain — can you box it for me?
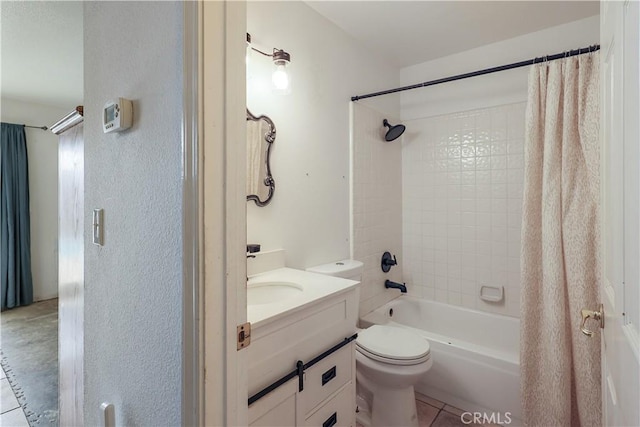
[520,53,601,426]
[1,123,34,310]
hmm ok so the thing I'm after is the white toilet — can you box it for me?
[355,324,432,427]
[307,260,433,427]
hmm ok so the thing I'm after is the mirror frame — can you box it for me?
[246,108,276,206]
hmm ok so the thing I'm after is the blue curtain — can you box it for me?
[1,123,33,310]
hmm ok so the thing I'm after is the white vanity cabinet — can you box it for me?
[249,342,356,427]
[246,267,360,427]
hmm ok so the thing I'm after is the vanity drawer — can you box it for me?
[300,342,353,415]
[305,382,354,427]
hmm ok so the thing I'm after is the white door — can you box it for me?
[56,116,84,426]
[599,1,640,426]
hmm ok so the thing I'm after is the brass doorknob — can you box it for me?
[580,304,604,337]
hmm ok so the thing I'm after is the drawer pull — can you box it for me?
[321,366,336,386]
[322,412,337,427]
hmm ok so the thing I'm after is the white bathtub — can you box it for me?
[360,296,522,424]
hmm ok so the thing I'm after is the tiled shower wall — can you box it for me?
[352,103,404,317]
[401,103,526,317]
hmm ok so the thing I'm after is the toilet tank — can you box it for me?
[306,259,364,281]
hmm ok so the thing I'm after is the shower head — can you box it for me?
[383,119,406,142]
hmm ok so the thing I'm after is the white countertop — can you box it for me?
[247,267,360,329]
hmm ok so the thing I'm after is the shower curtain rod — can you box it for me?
[351,44,600,102]
[24,125,48,130]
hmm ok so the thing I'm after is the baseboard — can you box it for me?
[33,294,59,303]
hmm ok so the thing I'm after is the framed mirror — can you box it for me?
[246,109,275,206]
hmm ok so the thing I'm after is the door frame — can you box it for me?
[182,1,248,425]
[182,2,203,426]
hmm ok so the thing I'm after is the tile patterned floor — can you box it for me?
[358,391,501,427]
[1,298,58,425]
[0,367,29,427]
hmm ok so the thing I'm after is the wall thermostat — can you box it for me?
[103,98,133,133]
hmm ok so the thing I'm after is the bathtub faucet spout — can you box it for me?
[385,280,407,293]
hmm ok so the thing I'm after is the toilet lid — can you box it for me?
[356,325,430,362]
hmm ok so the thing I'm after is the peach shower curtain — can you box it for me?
[520,53,601,426]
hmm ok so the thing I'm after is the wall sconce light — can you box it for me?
[247,33,292,94]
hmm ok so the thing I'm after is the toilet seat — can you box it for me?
[356,325,430,366]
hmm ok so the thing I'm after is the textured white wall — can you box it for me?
[246,1,400,269]
[83,3,183,425]
[1,97,67,301]
[400,16,599,120]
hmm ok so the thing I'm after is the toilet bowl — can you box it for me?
[355,324,432,427]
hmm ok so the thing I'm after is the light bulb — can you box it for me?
[272,64,289,90]
[271,49,291,94]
